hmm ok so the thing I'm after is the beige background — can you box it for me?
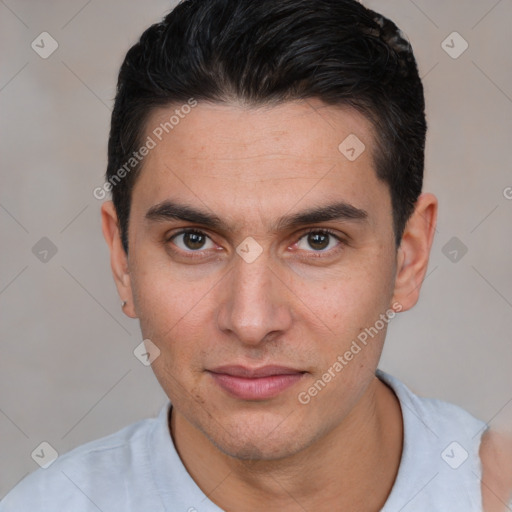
[1,0,511,497]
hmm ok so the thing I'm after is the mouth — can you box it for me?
[206,365,306,401]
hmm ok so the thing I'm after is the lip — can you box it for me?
[207,365,306,401]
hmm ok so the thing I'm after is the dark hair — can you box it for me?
[106,0,426,254]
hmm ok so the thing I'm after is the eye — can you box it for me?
[169,229,216,252]
[296,229,341,252]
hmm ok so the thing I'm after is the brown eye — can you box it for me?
[183,231,206,250]
[307,232,330,250]
[170,230,215,252]
[296,230,341,252]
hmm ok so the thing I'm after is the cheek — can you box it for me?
[291,255,395,337]
[131,249,217,331]
[130,260,219,388]
[133,271,212,407]
[294,273,392,415]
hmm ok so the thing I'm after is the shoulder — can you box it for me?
[480,430,512,512]
[0,415,160,512]
[377,369,485,437]
[377,370,489,511]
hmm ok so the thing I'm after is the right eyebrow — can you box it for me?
[145,200,228,231]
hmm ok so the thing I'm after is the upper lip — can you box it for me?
[208,365,305,378]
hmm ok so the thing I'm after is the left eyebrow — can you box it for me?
[272,201,368,232]
[144,199,368,232]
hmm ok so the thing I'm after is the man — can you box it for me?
[2,0,511,510]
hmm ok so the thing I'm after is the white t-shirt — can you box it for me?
[0,370,493,511]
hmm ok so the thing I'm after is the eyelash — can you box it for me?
[166,228,345,259]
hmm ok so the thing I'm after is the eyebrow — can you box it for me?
[145,199,368,232]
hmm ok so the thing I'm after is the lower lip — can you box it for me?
[208,372,305,400]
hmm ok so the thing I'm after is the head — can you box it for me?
[102,0,437,460]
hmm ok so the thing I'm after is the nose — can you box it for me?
[216,250,293,347]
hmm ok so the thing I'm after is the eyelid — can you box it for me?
[300,227,341,239]
[166,228,211,241]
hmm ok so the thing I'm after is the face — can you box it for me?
[115,100,403,459]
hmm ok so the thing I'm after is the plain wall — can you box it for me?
[1,0,511,497]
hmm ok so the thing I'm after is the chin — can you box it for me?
[213,433,304,461]
[201,417,311,461]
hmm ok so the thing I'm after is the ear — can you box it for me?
[101,201,137,318]
[391,193,438,312]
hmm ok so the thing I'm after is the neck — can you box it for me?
[170,375,403,511]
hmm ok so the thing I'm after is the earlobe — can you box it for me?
[100,201,138,319]
[391,193,438,312]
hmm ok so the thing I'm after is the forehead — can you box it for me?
[143,99,375,169]
[131,99,390,228]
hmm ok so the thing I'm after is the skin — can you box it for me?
[481,430,512,511]
[102,99,437,511]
